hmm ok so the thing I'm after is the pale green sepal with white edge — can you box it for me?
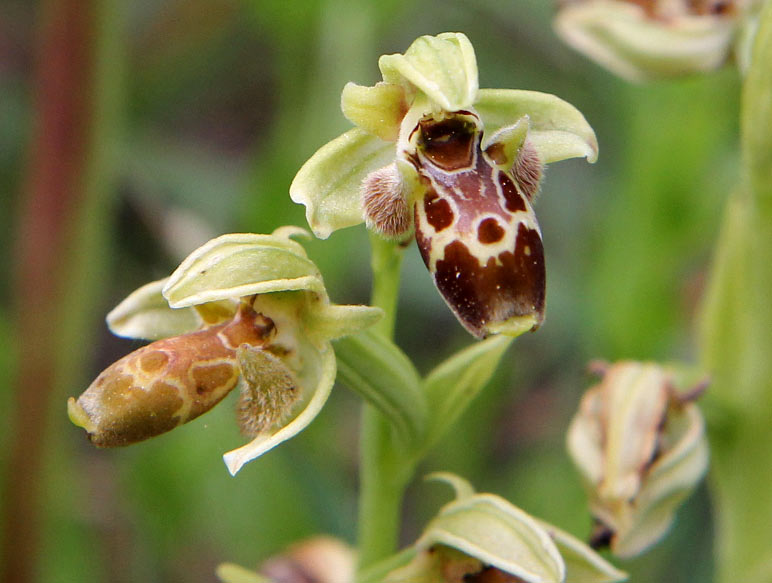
[422,335,514,452]
[290,128,395,239]
[106,278,200,340]
[163,231,325,308]
[341,82,407,142]
[333,329,426,446]
[379,32,478,112]
[535,520,628,583]
[216,563,272,583]
[223,347,336,475]
[554,1,736,83]
[305,303,384,343]
[475,89,598,163]
[418,493,566,583]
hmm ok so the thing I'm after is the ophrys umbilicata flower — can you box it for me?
[290,33,597,339]
[68,227,382,475]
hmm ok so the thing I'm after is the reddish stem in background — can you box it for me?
[2,1,96,581]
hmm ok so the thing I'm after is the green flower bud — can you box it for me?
[567,361,709,558]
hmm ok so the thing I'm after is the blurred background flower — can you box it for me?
[0,1,742,581]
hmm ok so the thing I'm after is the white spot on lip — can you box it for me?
[455,271,461,279]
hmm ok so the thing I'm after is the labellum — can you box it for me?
[365,109,546,338]
[68,302,277,447]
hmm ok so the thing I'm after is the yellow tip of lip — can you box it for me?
[67,397,96,433]
[486,314,539,338]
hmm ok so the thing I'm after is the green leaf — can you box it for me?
[475,89,598,163]
[379,32,478,111]
[422,335,514,451]
[289,128,395,239]
[106,278,200,340]
[333,329,426,447]
[418,494,565,583]
[163,231,325,308]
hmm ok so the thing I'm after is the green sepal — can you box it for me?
[333,329,426,447]
[535,520,628,583]
[106,278,201,340]
[290,128,395,239]
[341,82,407,142]
[422,335,514,452]
[163,229,325,308]
[554,1,738,82]
[475,88,598,163]
[305,302,384,344]
[379,32,478,111]
[417,493,565,583]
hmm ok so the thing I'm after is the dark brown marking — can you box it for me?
[417,116,476,171]
[424,189,454,232]
[589,519,614,551]
[477,218,505,244]
[485,141,508,166]
[424,223,545,337]
[498,171,527,212]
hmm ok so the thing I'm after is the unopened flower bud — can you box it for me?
[567,361,709,558]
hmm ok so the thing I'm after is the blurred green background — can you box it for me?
[0,1,742,581]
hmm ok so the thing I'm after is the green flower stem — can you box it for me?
[367,234,404,338]
[700,3,772,581]
[357,234,413,570]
